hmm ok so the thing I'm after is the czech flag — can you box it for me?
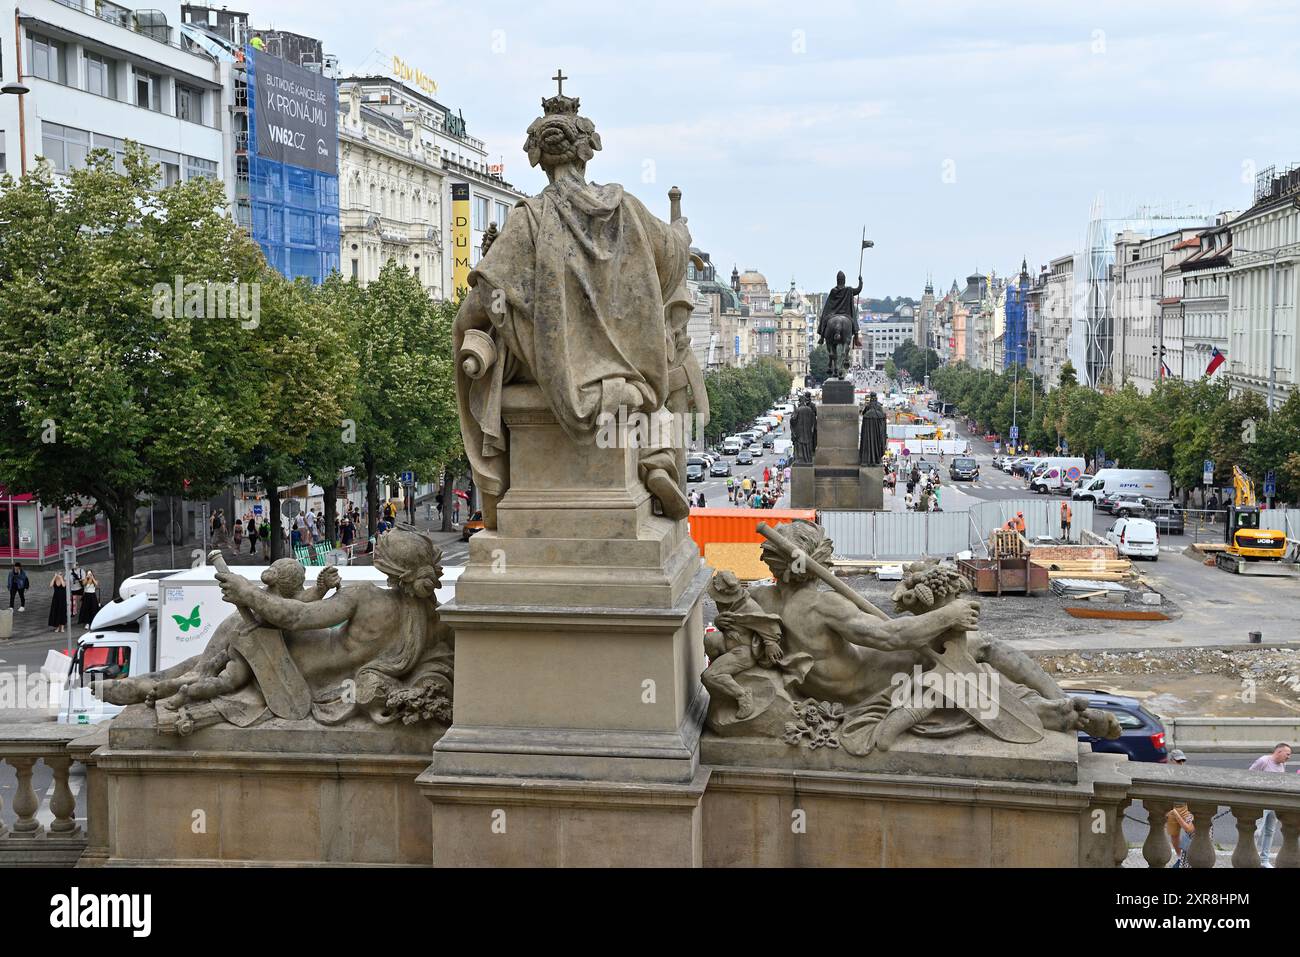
[1205,347,1225,377]
[1159,361,1172,379]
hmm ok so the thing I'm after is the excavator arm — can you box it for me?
[1232,464,1256,507]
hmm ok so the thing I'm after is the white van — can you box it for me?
[1029,458,1087,494]
[721,436,744,455]
[1072,468,1171,503]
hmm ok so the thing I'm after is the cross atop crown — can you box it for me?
[541,67,580,115]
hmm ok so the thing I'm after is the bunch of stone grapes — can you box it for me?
[891,562,968,615]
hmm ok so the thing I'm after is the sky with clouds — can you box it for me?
[200,0,1299,297]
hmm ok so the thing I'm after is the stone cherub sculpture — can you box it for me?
[702,570,812,721]
[703,519,1122,755]
[102,555,339,715]
[98,530,455,736]
[453,77,696,524]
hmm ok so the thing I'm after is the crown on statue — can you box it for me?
[541,93,580,116]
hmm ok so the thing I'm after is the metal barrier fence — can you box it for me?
[820,499,1093,559]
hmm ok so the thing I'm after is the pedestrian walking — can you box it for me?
[259,520,270,557]
[7,563,29,611]
[77,570,101,628]
[1060,500,1073,542]
[233,517,244,549]
[1165,750,1194,867]
[247,517,259,555]
[69,563,85,618]
[48,571,68,633]
[1250,743,1291,867]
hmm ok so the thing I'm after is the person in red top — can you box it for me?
[763,466,771,485]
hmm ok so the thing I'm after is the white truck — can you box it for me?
[48,564,462,725]
[1071,468,1172,503]
[1028,457,1088,494]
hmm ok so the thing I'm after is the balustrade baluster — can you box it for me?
[1141,800,1173,868]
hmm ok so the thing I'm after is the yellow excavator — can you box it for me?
[1215,465,1289,573]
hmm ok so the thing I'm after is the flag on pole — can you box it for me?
[1159,360,1172,380]
[1205,347,1225,377]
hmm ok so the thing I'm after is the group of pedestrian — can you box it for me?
[724,472,784,509]
[6,561,99,633]
[1165,743,1295,867]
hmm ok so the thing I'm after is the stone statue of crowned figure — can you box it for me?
[453,79,708,526]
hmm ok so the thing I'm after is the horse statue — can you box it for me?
[822,313,857,380]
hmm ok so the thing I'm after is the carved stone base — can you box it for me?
[821,378,855,404]
[419,766,710,867]
[95,707,441,865]
[700,748,1130,867]
[701,726,1081,784]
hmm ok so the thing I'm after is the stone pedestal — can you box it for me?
[791,383,884,511]
[418,384,710,866]
[94,708,440,865]
[698,735,1131,867]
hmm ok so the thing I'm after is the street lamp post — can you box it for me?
[3,13,31,175]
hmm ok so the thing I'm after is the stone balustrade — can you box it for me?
[0,721,103,867]
[1124,761,1300,868]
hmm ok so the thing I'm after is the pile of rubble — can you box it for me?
[1040,646,1300,695]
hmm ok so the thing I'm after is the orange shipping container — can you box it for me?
[686,507,817,556]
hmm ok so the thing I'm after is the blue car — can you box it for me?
[1067,689,1169,762]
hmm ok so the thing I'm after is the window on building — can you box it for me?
[351,258,359,280]
[92,133,127,173]
[495,201,510,227]
[143,145,181,187]
[135,69,161,111]
[85,53,118,99]
[473,195,489,231]
[27,34,67,85]
[0,130,5,173]
[183,155,218,181]
[40,123,90,173]
[176,84,203,124]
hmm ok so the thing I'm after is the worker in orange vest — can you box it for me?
[1060,500,1073,541]
[1004,511,1026,535]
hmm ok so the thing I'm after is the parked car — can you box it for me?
[1111,493,1150,518]
[1064,690,1169,762]
[710,460,732,478]
[948,457,979,481]
[1143,498,1185,535]
[1105,516,1159,560]
[761,434,775,449]
[736,450,754,466]
[461,510,485,542]
[686,463,706,483]
[991,454,1007,471]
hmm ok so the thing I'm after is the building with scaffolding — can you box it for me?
[1075,196,1215,389]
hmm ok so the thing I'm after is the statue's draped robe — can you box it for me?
[456,178,691,497]
[816,281,861,341]
[790,405,817,465]
[859,402,887,467]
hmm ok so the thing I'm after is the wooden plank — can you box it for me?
[1064,607,1170,621]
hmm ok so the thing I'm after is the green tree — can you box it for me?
[0,147,332,593]
[808,345,830,383]
[342,263,461,541]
